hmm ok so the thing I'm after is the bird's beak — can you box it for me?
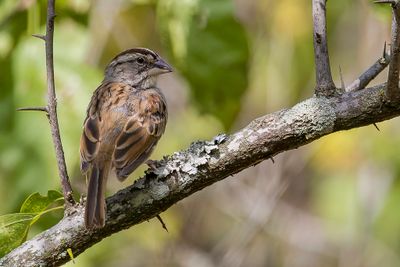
[154,58,173,73]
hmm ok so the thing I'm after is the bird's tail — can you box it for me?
[85,161,110,228]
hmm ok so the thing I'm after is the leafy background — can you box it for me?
[1,0,400,266]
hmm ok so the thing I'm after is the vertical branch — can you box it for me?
[385,1,400,101]
[44,0,75,206]
[312,0,336,96]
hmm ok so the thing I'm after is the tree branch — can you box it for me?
[16,106,48,113]
[5,1,400,266]
[346,44,390,91]
[2,83,400,266]
[38,0,75,206]
[387,3,400,100]
[312,0,336,96]
[376,1,400,100]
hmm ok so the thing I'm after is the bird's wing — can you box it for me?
[113,92,167,180]
[80,82,121,173]
[80,91,103,173]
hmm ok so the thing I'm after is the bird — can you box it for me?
[80,48,172,228]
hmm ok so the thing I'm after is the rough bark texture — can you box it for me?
[1,83,400,266]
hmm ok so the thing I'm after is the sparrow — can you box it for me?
[80,48,172,228]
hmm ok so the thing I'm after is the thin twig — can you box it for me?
[32,34,46,41]
[374,0,397,4]
[376,1,400,100]
[43,0,75,206]
[346,43,390,91]
[312,0,336,96]
[156,215,168,232]
[373,123,380,131]
[16,106,48,113]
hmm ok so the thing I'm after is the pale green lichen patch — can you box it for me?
[247,133,259,143]
[116,214,126,221]
[148,182,170,200]
[227,133,242,151]
[152,140,219,181]
[130,192,152,207]
[225,98,336,152]
[227,128,254,152]
[282,97,336,139]
[110,203,124,213]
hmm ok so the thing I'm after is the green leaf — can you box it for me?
[20,190,63,213]
[157,0,249,129]
[0,213,36,257]
[0,190,63,257]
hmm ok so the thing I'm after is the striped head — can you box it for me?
[104,48,173,87]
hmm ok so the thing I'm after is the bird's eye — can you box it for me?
[136,57,145,64]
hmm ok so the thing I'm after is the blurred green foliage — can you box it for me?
[157,0,249,128]
[1,0,400,266]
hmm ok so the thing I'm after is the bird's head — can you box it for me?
[104,48,173,87]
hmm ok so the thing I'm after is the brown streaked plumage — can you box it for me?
[80,48,172,228]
